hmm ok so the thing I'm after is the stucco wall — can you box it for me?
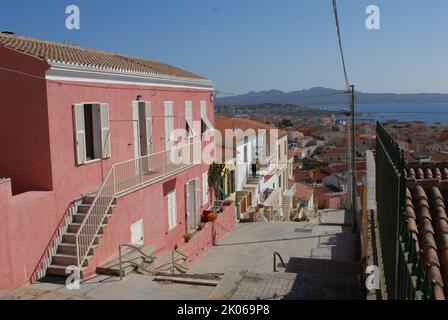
[0,70,216,289]
[0,47,53,194]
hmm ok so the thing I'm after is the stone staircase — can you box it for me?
[45,194,117,277]
[246,174,261,185]
[282,196,291,219]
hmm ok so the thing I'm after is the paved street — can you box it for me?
[189,220,358,275]
[2,218,359,300]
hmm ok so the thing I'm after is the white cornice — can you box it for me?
[45,61,215,91]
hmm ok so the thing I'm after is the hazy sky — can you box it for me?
[1,0,447,94]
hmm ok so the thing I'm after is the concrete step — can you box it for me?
[67,222,106,234]
[46,265,87,277]
[62,233,103,245]
[52,254,89,267]
[73,213,112,224]
[83,195,117,205]
[77,204,114,214]
[58,243,96,256]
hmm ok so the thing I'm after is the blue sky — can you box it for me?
[1,0,447,94]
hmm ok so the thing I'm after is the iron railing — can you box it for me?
[75,141,201,270]
[376,122,433,300]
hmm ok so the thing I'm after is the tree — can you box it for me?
[208,162,229,199]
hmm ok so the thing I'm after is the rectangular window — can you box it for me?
[203,172,209,205]
[200,101,213,135]
[164,102,175,150]
[185,101,195,138]
[244,146,248,163]
[73,103,110,165]
[167,190,177,231]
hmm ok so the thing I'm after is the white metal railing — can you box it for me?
[75,141,201,270]
[285,183,297,198]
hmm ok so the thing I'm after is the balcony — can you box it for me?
[113,141,202,196]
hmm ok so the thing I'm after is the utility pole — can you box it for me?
[350,85,357,234]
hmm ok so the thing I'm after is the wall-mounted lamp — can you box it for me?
[136,95,142,101]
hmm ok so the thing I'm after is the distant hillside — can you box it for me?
[216,87,448,106]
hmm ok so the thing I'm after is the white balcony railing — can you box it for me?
[75,141,202,270]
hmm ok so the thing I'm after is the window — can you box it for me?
[244,146,248,163]
[200,101,213,135]
[164,102,175,150]
[74,103,110,165]
[167,190,177,231]
[284,141,287,156]
[185,101,195,138]
[203,172,209,204]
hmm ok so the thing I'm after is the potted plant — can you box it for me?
[207,211,219,222]
[201,210,213,223]
[197,222,206,231]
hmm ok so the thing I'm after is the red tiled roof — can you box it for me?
[295,183,313,201]
[0,33,206,80]
[215,116,287,139]
[406,165,448,300]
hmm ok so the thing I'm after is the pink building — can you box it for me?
[0,33,235,289]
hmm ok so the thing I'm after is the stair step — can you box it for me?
[63,233,103,245]
[68,222,106,234]
[77,204,114,214]
[73,213,112,224]
[46,264,87,277]
[58,243,96,256]
[52,254,90,267]
[83,195,117,205]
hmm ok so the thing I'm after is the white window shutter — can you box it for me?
[164,102,174,150]
[200,101,214,130]
[195,178,200,214]
[203,172,209,204]
[185,182,190,217]
[172,191,178,228]
[185,101,195,137]
[73,104,86,165]
[167,193,173,230]
[145,102,153,153]
[100,103,111,159]
[168,191,177,231]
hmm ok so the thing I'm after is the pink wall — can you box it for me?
[180,204,237,266]
[0,47,53,194]
[0,53,218,289]
[84,163,214,276]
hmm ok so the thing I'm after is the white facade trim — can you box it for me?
[46,61,215,91]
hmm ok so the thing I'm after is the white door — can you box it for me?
[131,220,144,246]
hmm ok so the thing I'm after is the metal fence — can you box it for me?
[376,122,434,300]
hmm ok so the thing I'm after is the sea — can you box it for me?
[323,103,448,124]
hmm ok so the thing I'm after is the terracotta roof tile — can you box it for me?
[406,164,448,299]
[0,33,207,80]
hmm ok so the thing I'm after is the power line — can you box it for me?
[332,0,350,91]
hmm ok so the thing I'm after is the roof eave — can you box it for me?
[46,60,215,90]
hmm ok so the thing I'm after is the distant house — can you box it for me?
[323,147,348,162]
[314,185,347,209]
